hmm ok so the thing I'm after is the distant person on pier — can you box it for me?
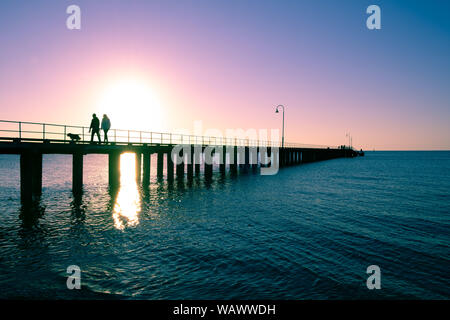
[89,113,101,143]
[101,114,111,143]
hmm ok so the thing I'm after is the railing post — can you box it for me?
[19,122,22,139]
[43,124,46,140]
[114,129,117,143]
[64,126,66,142]
[140,131,142,144]
[128,130,130,143]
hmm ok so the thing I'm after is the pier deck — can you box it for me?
[0,120,358,204]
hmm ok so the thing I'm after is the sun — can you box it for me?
[97,77,165,132]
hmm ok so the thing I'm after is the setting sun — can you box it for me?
[97,77,165,132]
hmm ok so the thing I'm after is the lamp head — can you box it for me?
[275,109,279,113]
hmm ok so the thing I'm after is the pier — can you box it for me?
[0,120,358,205]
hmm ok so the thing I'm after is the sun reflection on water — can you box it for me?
[113,153,141,230]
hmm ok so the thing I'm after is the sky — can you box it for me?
[0,0,449,150]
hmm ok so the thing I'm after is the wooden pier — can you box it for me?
[0,120,357,204]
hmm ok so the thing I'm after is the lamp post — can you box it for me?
[346,132,352,149]
[275,105,285,148]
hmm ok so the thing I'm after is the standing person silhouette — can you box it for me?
[89,113,101,143]
[101,114,111,143]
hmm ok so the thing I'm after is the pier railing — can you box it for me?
[0,119,337,149]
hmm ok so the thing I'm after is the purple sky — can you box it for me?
[0,0,449,150]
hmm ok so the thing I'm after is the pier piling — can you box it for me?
[230,146,238,173]
[176,148,184,179]
[72,152,83,195]
[187,145,194,179]
[32,152,42,196]
[194,145,201,175]
[20,152,33,204]
[135,152,142,182]
[251,147,258,170]
[167,150,174,181]
[143,152,151,185]
[109,151,120,187]
[220,146,226,174]
[157,152,164,179]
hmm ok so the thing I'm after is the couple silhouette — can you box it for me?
[89,113,111,143]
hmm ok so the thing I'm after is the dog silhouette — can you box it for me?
[67,133,81,142]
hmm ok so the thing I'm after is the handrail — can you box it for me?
[0,119,339,149]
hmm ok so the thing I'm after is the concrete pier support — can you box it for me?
[176,148,184,179]
[157,152,164,179]
[205,161,213,178]
[143,152,151,185]
[230,146,238,173]
[271,147,280,169]
[187,145,194,179]
[135,152,142,182]
[109,152,121,188]
[204,148,213,178]
[251,147,258,170]
[194,145,201,176]
[20,152,43,204]
[243,146,250,173]
[268,147,273,167]
[261,147,271,168]
[72,153,83,195]
[219,146,226,174]
[32,153,43,196]
[279,149,284,168]
[167,150,174,181]
[20,153,33,204]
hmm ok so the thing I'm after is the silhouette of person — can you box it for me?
[89,113,101,143]
[101,114,111,143]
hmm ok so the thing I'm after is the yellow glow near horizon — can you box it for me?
[112,153,141,230]
[97,77,165,132]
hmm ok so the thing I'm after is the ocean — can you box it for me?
[0,151,449,299]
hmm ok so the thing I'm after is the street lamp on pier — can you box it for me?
[275,105,285,148]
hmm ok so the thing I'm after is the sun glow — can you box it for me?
[97,77,165,132]
[112,153,141,230]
